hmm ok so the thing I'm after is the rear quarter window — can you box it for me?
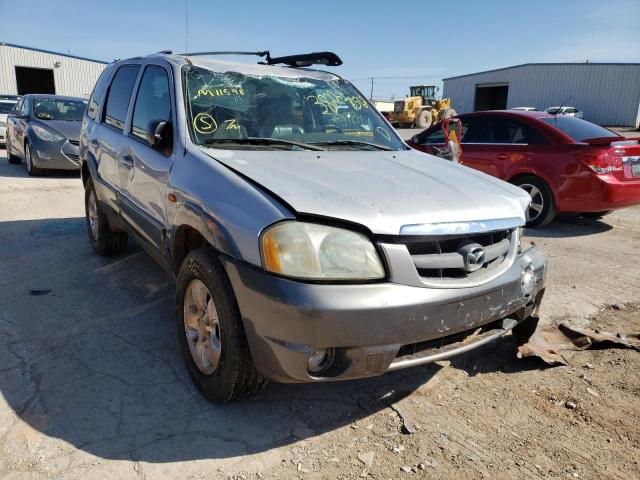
[87,65,115,120]
[541,116,618,142]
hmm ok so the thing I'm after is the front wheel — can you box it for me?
[176,247,266,403]
[25,143,44,176]
[511,176,556,227]
[416,110,432,129]
[84,178,128,255]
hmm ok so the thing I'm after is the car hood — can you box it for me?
[34,119,81,141]
[200,147,530,235]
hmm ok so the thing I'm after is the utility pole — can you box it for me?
[369,77,374,100]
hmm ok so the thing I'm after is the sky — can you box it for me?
[1,0,639,100]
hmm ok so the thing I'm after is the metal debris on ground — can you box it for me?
[515,322,640,365]
[388,402,417,435]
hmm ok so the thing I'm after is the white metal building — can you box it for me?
[0,42,107,98]
[442,63,640,128]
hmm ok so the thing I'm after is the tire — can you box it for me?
[176,247,266,403]
[416,110,432,129]
[25,143,44,176]
[511,175,556,228]
[84,178,128,256]
[6,135,21,164]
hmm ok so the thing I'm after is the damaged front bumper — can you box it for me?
[223,245,545,383]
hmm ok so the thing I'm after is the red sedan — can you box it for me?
[407,111,640,226]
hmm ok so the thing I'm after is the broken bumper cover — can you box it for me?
[223,245,545,383]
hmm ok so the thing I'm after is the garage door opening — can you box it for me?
[474,84,508,111]
[15,66,56,95]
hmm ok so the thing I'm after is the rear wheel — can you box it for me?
[511,175,556,227]
[84,178,128,255]
[25,143,44,176]
[176,247,266,403]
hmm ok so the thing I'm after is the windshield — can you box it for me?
[542,116,618,142]
[34,98,87,121]
[0,101,16,114]
[184,66,404,151]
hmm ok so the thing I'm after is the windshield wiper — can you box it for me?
[308,140,394,151]
[202,137,325,151]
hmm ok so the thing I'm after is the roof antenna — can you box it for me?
[553,94,572,121]
[184,0,189,53]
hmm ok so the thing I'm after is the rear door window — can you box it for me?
[131,66,172,145]
[465,117,547,144]
[541,116,618,142]
[103,65,140,131]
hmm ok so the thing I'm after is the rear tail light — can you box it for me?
[576,149,623,174]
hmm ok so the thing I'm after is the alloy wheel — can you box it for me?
[183,279,221,375]
[87,190,99,241]
[25,144,32,173]
[519,183,544,223]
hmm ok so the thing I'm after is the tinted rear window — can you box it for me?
[103,65,140,130]
[541,116,618,142]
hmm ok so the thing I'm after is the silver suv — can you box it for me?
[80,51,546,403]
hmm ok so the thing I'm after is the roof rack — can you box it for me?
[178,50,342,67]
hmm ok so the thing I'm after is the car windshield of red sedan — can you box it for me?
[542,116,618,142]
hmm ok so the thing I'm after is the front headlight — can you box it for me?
[32,124,64,142]
[261,221,385,280]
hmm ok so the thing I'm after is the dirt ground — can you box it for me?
[1,145,639,480]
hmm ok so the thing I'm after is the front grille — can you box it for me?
[66,152,79,160]
[394,100,405,113]
[402,228,517,286]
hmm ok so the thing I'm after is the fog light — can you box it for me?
[37,149,51,160]
[522,266,535,296]
[307,348,333,374]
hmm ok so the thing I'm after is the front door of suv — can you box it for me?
[121,63,175,265]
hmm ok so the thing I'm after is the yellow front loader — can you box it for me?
[389,85,456,128]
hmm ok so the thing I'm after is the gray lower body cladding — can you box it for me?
[223,245,545,383]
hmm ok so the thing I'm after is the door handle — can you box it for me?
[497,153,508,160]
[118,154,134,168]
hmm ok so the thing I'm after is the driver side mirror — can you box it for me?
[11,109,27,119]
[147,120,172,151]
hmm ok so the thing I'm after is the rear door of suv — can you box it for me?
[89,64,140,212]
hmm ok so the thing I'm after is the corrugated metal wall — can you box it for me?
[0,44,106,98]
[443,64,640,127]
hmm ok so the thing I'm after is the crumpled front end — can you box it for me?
[223,221,546,382]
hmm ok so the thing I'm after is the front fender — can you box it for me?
[171,201,241,262]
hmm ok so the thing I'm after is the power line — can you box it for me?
[349,74,442,81]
